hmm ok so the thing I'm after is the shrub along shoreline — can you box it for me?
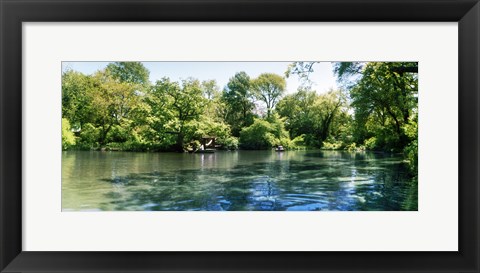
[62,62,418,174]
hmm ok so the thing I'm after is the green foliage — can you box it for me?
[251,73,286,117]
[78,123,100,149]
[332,62,364,87]
[187,116,238,150]
[348,62,418,151]
[277,88,347,148]
[106,125,129,143]
[401,178,418,210]
[239,118,276,150]
[265,113,289,139]
[322,140,344,150]
[201,80,228,127]
[284,61,417,171]
[346,142,365,152]
[202,80,220,100]
[403,113,418,140]
[221,137,239,150]
[403,114,418,173]
[61,61,417,176]
[240,114,290,150]
[106,62,150,86]
[333,62,364,79]
[291,135,306,148]
[286,61,362,88]
[62,70,96,128]
[165,78,208,151]
[364,137,377,150]
[285,62,316,87]
[61,118,76,150]
[89,70,141,145]
[404,139,418,173]
[276,89,316,140]
[221,72,255,136]
[63,64,240,152]
[144,78,175,145]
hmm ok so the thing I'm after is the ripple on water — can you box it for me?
[62,150,417,211]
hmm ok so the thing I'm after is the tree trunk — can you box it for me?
[175,131,184,152]
[99,123,113,146]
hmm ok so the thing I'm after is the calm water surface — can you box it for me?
[62,150,417,211]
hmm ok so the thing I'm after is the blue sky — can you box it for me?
[62,61,338,94]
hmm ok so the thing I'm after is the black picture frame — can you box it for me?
[1,0,479,272]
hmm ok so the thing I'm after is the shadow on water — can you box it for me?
[95,152,417,211]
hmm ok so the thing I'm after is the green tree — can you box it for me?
[239,118,276,150]
[189,116,237,150]
[277,89,347,147]
[143,79,176,147]
[313,89,346,144]
[98,62,153,149]
[286,61,364,88]
[89,70,140,145]
[239,114,290,150]
[349,62,418,151]
[62,118,76,150]
[153,78,207,151]
[202,80,220,100]
[286,61,418,152]
[276,88,317,139]
[62,70,96,129]
[201,80,226,123]
[403,112,418,173]
[63,63,153,149]
[251,73,286,117]
[106,62,150,86]
[221,72,256,136]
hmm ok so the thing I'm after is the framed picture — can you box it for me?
[1,0,479,272]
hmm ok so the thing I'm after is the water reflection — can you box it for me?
[62,150,417,211]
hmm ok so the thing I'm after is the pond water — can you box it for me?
[62,150,417,211]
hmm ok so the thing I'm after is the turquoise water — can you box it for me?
[62,150,417,211]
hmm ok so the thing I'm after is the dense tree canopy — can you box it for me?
[251,73,286,117]
[349,62,418,150]
[285,61,418,171]
[221,72,255,136]
[62,61,417,173]
[62,70,96,129]
[276,89,347,147]
[106,62,150,86]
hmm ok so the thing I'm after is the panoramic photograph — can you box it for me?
[62,61,418,211]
